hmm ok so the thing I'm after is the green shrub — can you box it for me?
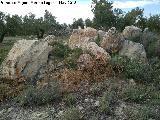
[64,48,83,69]
[122,84,160,104]
[63,93,76,107]
[51,42,83,69]
[127,32,160,58]
[99,91,116,114]
[123,105,160,120]
[111,55,155,84]
[122,85,148,103]
[0,46,11,65]
[95,34,101,46]
[52,42,72,59]
[141,32,159,58]
[60,107,82,120]
[16,81,61,106]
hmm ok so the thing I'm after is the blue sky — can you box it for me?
[0,0,160,24]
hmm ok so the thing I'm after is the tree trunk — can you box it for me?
[0,32,6,43]
[36,29,45,40]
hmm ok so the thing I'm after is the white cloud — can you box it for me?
[0,0,94,24]
[113,0,158,9]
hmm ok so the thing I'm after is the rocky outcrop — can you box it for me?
[123,25,142,39]
[68,27,111,62]
[119,40,147,62]
[100,27,124,53]
[68,27,98,49]
[0,39,52,80]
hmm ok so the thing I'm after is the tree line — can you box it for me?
[0,10,70,43]
[73,0,160,32]
[0,0,160,43]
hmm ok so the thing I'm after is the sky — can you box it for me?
[0,0,160,24]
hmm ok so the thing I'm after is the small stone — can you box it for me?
[129,79,136,86]
[85,98,89,102]
[78,106,83,110]
[58,111,63,116]
[7,107,13,113]
[0,109,5,115]
[90,99,94,103]
[32,111,49,119]
[94,101,100,107]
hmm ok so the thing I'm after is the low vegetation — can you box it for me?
[63,93,77,107]
[121,84,160,104]
[15,81,61,106]
[60,107,82,120]
[98,90,116,114]
[111,54,160,86]
[51,41,83,69]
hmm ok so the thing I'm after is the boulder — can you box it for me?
[119,40,147,62]
[98,30,106,39]
[68,27,98,49]
[86,42,111,63]
[0,39,52,80]
[122,25,142,39]
[100,27,124,53]
[44,35,55,44]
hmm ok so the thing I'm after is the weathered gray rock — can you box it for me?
[123,25,142,39]
[86,42,111,63]
[100,27,124,53]
[44,35,55,44]
[68,27,98,49]
[119,40,147,62]
[0,39,52,80]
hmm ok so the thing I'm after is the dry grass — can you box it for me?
[54,57,113,92]
[0,78,25,102]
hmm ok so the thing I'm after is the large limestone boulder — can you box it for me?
[0,39,52,80]
[86,42,111,63]
[123,25,142,39]
[119,40,147,62]
[68,27,98,49]
[100,27,124,53]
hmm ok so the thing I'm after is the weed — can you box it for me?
[16,81,61,106]
[98,90,116,114]
[60,107,82,120]
[63,93,76,107]
[122,84,160,105]
[123,105,160,120]
[95,34,101,46]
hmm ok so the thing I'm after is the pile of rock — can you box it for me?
[0,25,148,92]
